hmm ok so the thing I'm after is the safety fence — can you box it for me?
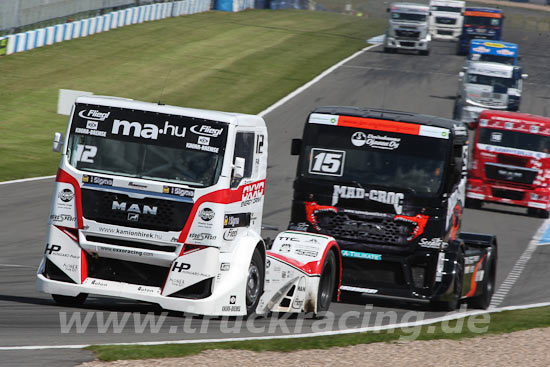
[0,0,211,56]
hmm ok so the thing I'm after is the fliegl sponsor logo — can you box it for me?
[223,228,238,241]
[190,125,224,138]
[78,109,111,122]
[332,185,404,214]
[111,119,186,140]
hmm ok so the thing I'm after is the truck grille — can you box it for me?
[436,17,456,25]
[85,235,178,253]
[491,188,524,201]
[317,212,415,246]
[485,163,537,185]
[82,189,193,232]
[395,30,420,39]
[497,154,529,167]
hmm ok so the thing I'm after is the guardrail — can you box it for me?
[0,0,210,56]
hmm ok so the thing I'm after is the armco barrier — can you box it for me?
[2,0,211,56]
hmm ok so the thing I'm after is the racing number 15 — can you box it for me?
[308,148,345,176]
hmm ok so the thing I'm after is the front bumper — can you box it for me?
[467,178,550,210]
[385,36,430,51]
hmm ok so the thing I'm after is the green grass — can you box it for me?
[87,305,550,361]
[0,9,385,182]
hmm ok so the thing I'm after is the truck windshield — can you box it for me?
[431,6,462,12]
[466,73,517,89]
[464,15,500,27]
[479,128,550,153]
[299,123,450,194]
[391,12,427,22]
[66,104,228,187]
[470,53,514,65]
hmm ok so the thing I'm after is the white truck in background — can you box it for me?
[454,61,528,124]
[429,0,465,40]
[384,2,431,55]
[36,95,342,317]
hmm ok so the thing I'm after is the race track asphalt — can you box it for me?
[1,3,550,366]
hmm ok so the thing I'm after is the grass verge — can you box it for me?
[87,305,550,361]
[0,9,385,182]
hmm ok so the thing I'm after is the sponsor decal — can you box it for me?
[199,208,215,221]
[280,243,292,253]
[82,175,113,186]
[198,136,210,145]
[170,278,185,288]
[295,248,318,257]
[496,49,515,56]
[97,226,163,240]
[185,142,219,153]
[351,131,367,146]
[472,46,490,53]
[58,189,74,203]
[45,244,62,255]
[266,259,271,269]
[341,250,382,261]
[465,255,481,274]
[171,262,191,272]
[229,295,236,305]
[222,305,241,312]
[308,148,345,177]
[418,237,448,249]
[292,222,309,231]
[332,185,404,214]
[98,246,153,257]
[162,186,194,198]
[136,286,159,294]
[49,214,77,223]
[111,119,186,140]
[188,232,217,241]
[242,182,265,200]
[75,127,107,137]
[190,125,223,138]
[223,228,238,241]
[220,263,231,271]
[89,279,109,288]
[78,109,111,122]
[365,134,401,150]
[224,213,251,228]
[62,263,78,273]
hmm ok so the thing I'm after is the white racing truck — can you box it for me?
[384,2,431,55]
[454,61,527,124]
[36,96,341,316]
[428,0,465,41]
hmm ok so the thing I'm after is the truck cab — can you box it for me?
[289,107,497,310]
[37,96,341,316]
[455,61,527,123]
[468,40,518,66]
[457,8,503,55]
[384,2,431,55]
[467,110,550,218]
[429,0,465,41]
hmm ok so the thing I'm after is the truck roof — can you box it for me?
[464,7,503,15]
[430,0,465,7]
[480,110,550,127]
[391,2,430,12]
[75,95,265,128]
[311,106,467,139]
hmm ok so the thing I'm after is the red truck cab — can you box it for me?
[467,110,550,218]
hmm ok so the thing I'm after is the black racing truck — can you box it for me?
[288,107,497,310]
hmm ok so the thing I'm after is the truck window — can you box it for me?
[234,132,255,179]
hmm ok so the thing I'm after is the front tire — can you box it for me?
[316,251,337,314]
[245,248,265,315]
[52,293,88,307]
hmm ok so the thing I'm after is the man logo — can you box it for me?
[128,213,139,222]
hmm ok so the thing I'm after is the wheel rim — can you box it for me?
[319,259,335,309]
[246,263,261,306]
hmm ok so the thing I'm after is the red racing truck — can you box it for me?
[466,110,550,218]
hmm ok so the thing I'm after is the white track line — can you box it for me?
[1,43,381,187]
[257,43,381,117]
[489,217,550,308]
[1,302,549,351]
[0,175,55,186]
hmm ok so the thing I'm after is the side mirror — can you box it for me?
[233,157,245,180]
[386,8,390,13]
[522,73,528,80]
[467,121,478,130]
[458,71,464,78]
[53,132,63,152]
[291,138,302,156]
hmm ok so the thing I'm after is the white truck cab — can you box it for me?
[37,96,342,316]
[429,0,465,40]
[384,2,431,55]
[455,61,528,123]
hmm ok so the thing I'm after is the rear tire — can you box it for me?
[246,248,265,316]
[52,293,88,307]
[316,251,337,314]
